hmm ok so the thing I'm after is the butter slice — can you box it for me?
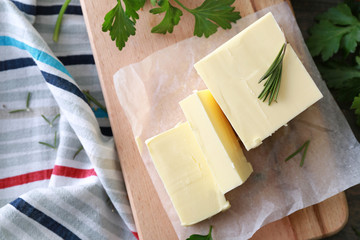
[146,122,230,226]
[180,90,253,193]
[194,13,323,150]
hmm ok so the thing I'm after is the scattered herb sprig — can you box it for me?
[39,131,58,150]
[187,225,213,240]
[82,90,108,113]
[102,0,241,51]
[9,92,31,113]
[53,0,71,42]
[73,145,84,159]
[41,114,60,127]
[258,42,287,105]
[285,140,310,167]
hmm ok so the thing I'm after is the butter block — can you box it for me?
[180,90,253,193]
[146,122,230,226]
[194,13,323,150]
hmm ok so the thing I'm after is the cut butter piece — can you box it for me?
[145,122,230,226]
[180,90,253,194]
[194,12,323,150]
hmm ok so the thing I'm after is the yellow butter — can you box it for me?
[180,90,253,193]
[194,13,323,150]
[146,122,230,226]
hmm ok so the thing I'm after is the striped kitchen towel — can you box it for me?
[0,0,137,239]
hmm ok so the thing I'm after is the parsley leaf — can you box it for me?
[351,94,360,125]
[151,0,240,37]
[187,226,213,240]
[150,0,183,34]
[307,3,360,61]
[123,0,146,21]
[188,0,241,38]
[102,1,137,51]
[317,62,360,104]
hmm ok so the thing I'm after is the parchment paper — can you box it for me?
[114,2,360,239]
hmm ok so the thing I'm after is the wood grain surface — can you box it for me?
[79,0,349,239]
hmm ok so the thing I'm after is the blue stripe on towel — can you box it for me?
[0,36,71,77]
[0,58,36,71]
[58,55,95,66]
[10,198,81,240]
[10,0,36,15]
[41,71,88,103]
[10,1,82,16]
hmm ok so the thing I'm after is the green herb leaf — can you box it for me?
[123,0,145,21]
[53,0,71,42]
[351,94,360,125]
[174,0,240,38]
[41,115,51,125]
[9,109,27,113]
[38,142,57,149]
[52,114,60,125]
[258,43,286,105]
[102,1,137,51]
[317,62,360,104]
[9,92,31,113]
[38,131,58,150]
[82,90,107,113]
[73,145,84,159]
[26,92,31,109]
[187,226,213,240]
[307,3,360,61]
[150,0,183,34]
[285,140,310,167]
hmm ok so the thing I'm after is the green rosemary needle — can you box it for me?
[73,145,84,159]
[285,140,310,167]
[39,131,58,150]
[41,113,60,127]
[82,90,108,113]
[258,42,287,105]
[9,92,31,113]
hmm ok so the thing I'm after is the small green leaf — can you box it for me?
[187,226,213,240]
[307,3,360,61]
[188,0,241,38]
[123,0,146,21]
[150,0,183,34]
[102,1,136,51]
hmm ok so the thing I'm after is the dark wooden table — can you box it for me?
[292,0,360,239]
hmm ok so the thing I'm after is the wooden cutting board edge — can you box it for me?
[79,0,349,239]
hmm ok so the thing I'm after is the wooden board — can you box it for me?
[79,0,349,239]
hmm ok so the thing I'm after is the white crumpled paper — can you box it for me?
[114,2,360,239]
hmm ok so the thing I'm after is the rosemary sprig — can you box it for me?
[258,42,287,105]
[82,90,108,113]
[285,140,310,167]
[73,145,84,159]
[53,0,71,42]
[41,114,60,127]
[39,131,58,149]
[9,92,31,113]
